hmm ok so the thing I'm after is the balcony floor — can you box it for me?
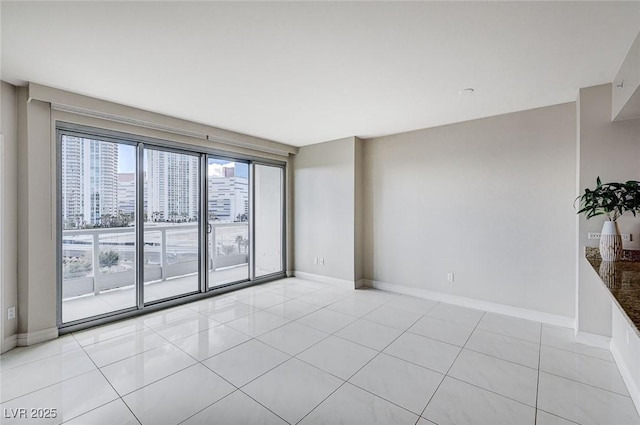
[62,266,249,323]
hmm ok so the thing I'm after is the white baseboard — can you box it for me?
[611,343,640,415]
[1,334,17,354]
[293,271,355,288]
[575,331,612,350]
[364,279,574,329]
[17,327,58,346]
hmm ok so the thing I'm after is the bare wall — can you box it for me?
[363,103,577,318]
[17,90,58,341]
[294,137,356,282]
[1,81,18,352]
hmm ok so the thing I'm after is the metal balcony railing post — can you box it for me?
[211,223,216,271]
[92,231,100,295]
[160,228,167,281]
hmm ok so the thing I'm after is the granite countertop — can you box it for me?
[586,247,640,332]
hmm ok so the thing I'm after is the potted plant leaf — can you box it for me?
[576,177,640,261]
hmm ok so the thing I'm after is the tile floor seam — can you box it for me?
[293,355,354,382]
[419,311,486,420]
[224,309,295,336]
[537,369,634,399]
[72,323,151,348]
[294,312,357,335]
[536,407,582,425]
[0,367,100,405]
[294,304,430,425]
[202,338,293,389]
[437,363,540,410]
[461,345,540,371]
[174,390,238,425]
[165,333,208,363]
[343,302,441,416]
[149,321,223,344]
[84,334,175,369]
[157,366,244,425]
[475,326,542,345]
[76,342,143,425]
[195,358,242,391]
[346,377,434,417]
[293,379,349,425]
[331,301,433,350]
[173,328,253,363]
[104,359,198,399]
[534,322,542,425]
[404,328,468,348]
[0,350,84,376]
[236,388,294,425]
[259,335,331,358]
[0,340,84,373]
[539,341,615,363]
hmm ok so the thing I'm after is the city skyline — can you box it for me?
[62,136,249,228]
[118,145,249,178]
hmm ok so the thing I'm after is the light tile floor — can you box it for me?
[1,277,639,425]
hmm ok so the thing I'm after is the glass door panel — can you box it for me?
[143,148,200,303]
[207,158,250,288]
[254,164,284,278]
[60,135,137,323]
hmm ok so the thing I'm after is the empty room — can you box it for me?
[2,1,640,424]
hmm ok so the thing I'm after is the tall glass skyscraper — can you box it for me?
[61,136,119,228]
[145,150,199,221]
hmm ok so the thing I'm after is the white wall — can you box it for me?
[613,30,640,121]
[293,137,356,283]
[577,84,640,337]
[363,103,577,319]
[354,137,364,285]
[1,82,19,353]
[16,88,58,343]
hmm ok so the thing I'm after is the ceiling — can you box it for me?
[2,1,640,147]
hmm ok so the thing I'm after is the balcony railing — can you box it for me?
[62,222,249,298]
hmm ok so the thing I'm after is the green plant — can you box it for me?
[99,250,120,268]
[63,258,92,278]
[220,244,237,256]
[576,177,640,221]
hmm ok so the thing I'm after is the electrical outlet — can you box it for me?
[319,258,325,266]
[313,257,318,265]
[588,232,601,240]
[447,273,454,282]
[7,306,15,320]
[622,234,633,242]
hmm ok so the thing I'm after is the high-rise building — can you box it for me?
[145,150,199,221]
[117,173,136,214]
[61,136,119,228]
[208,166,249,222]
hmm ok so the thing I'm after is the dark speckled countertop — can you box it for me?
[586,247,640,333]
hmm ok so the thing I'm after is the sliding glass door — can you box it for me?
[143,148,201,303]
[58,125,286,328]
[207,157,250,288]
[60,135,137,323]
[254,164,284,278]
